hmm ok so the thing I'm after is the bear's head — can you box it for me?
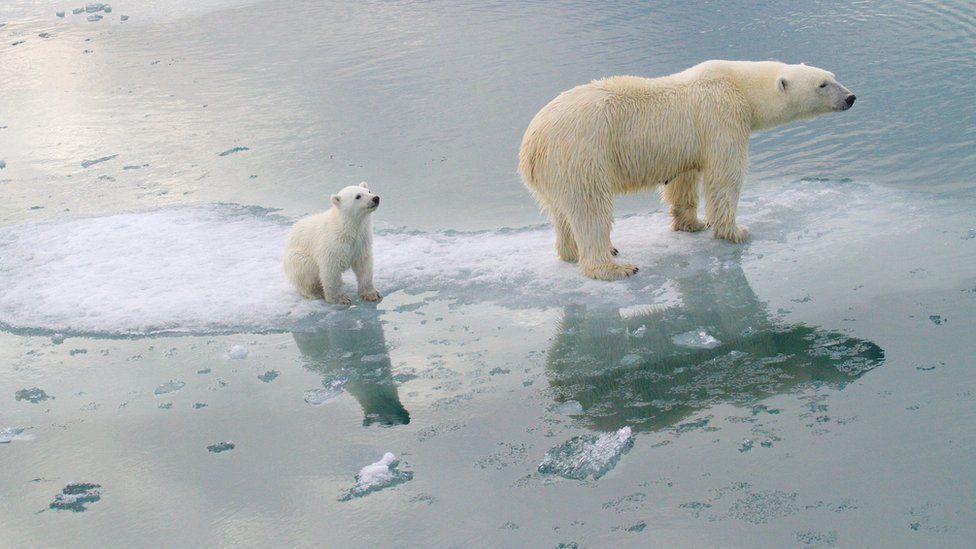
[331,182,380,217]
[775,63,855,119]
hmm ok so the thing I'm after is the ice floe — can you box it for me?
[538,426,634,480]
[340,452,413,501]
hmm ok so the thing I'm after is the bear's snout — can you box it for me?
[844,94,856,108]
[372,196,380,205]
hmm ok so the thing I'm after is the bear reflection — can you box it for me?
[546,257,884,432]
[292,309,409,426]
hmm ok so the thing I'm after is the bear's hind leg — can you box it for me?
[662,171,707,232]
[286,250,324,299]
[566,198,638,281]
[550,208,579,262]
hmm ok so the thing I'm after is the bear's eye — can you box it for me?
[819,82,828,88]
[355,194,361,200]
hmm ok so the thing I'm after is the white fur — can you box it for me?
[518,60,854,281]
[283,183,381,304]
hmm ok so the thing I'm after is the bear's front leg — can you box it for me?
[352,254,381,302]
[703,144,750,243]
[319,266,351,305]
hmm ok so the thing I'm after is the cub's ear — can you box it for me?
[331,194,341,206]
[359,181,369,189]
[777,76,788,92]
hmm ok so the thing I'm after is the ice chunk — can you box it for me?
[257,370,279,382]
[87,14,103,22]
[538,426,634,480]
[217,146,250,156]
[80,154,117,168]
[120,15,128,21]
[51,333,65,344]
[15,387,52,403]
[303,384,343,405]
[49,482,101,512]
[672,329,722,349]
[207,441,235,453]
[340,452,413,501]
[0,427,29,443]
[72,8,85,15]
[154,380,185,396]
[227,345,248,359]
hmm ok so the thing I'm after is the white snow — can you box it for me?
[538,426,635,480]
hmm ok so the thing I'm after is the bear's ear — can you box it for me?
[331,194,341,206]
[777,76,788,92]
[359,181,369,189]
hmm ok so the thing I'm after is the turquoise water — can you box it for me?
[1,1,974,546]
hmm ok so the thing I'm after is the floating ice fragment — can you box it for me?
[538,426,634,480]
[15,387,52,403]
[340,452,413,501]
[87,14,102,22]
[217,146,250,157]
[257,370,278,382]
[207,441,235,453]
[80,154,117,168]
[51,333,65,344]
[49,482,101,512]
[227,345,248,359]
[360,353,387,363]
[154,380,185,396]
[672,329,721,349]
[551,400,584,415]
[303,383,343,405]
[72,8,85,15]
[0,427,29,443]
[57,11,65,17]
[739,439,754,452]
[630,325,647,337]
[928,315,945,325]
[120,15,128,21]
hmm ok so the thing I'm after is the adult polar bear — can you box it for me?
[518,60,855,280]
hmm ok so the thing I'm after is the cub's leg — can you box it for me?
[285,250,324,299]
[319,265,351,305]
[353,253,381,302]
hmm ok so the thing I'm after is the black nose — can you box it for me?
[845,94,856,107]
[372,196,380,205]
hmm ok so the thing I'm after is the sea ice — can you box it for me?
[0,427,28,443]
[154,380,185,396]
[538,426,634,480]
[303,384,343,406]
[339,452,413,501]
[80,154,117,168]
[672,329,722,349]
[49,482,101,512]
[228,345,248,359]
[207,441,235,453]
[15,387,51,403]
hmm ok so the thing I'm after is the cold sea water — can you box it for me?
[1,1,974,546]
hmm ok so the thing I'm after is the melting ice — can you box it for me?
[340,452,413,501]
[538,426,635,480]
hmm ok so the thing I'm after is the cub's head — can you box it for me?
[776,63,855,118]
[331,182,380,217]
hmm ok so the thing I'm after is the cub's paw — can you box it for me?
[713,224,750,244]
[581,261,639,281]
[326,293,352,305]
[359,290,382,302]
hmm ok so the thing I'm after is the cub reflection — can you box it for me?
[546,258,883,432]
[292,310,409,427]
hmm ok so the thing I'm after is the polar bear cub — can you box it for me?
[283,182,381,304]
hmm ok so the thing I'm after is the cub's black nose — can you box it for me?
[372,196,380,205]
[845,94,856,107]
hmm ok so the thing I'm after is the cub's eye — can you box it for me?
[819,82,828,88]
[355,194,362,200]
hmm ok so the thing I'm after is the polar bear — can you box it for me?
[283,182,381,304]
[518,60,855,280]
